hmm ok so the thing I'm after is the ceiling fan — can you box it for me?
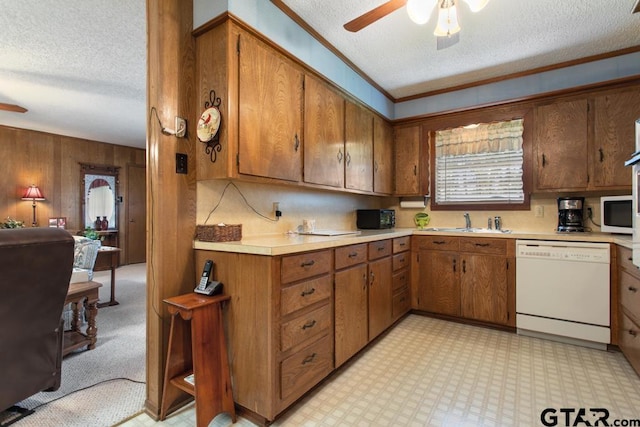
[344,0,490,49]
[0,103,27,113]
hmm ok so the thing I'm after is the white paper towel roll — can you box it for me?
[400,200,426,209]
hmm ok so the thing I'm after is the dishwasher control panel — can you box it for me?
[516,240,610,263]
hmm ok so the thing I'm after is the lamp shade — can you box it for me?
[407,0,437,25]
[22,185,45,200]
[433,2,461,36]
[462,0,490,12]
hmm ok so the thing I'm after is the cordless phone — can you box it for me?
[194,259,223,295]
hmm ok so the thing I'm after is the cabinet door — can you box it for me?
[460,254,509,325]
[534,99,588,191]
[415,249,460,316]
[373,116,394,194]
[238,34,303,182]
[592,88,640,189]
[304,75,345,188]
[345,101,373,192]
[334,264,368,367]
[394,125,423,195]
[368,257,392,340]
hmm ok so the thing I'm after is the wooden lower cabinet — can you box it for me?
[335,260,368,367]
[411,236,515,327]
[617,246,640,375]
[194,238,408,423]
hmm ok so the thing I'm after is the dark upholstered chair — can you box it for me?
[0,227,74,412]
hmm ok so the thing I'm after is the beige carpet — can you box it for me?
[13,263,147,427]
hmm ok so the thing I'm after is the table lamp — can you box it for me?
[22,184,45,227]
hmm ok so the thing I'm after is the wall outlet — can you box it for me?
[534,205,544,218]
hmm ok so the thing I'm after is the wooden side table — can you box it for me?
[64,280,102,356]
[160,293,236,426]
[95,246,121,307]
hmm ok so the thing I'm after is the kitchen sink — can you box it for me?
[422,227,511,234]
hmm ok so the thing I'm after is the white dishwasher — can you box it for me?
[515,240,610,350]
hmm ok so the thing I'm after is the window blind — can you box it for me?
[435,119,524,205]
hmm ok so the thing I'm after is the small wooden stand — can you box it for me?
[160,293,236,426]
[63,280,102,356]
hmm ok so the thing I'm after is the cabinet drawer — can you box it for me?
[393,269,409,292]
[392,252,409,272]
[459,237,506,255]
[413,236,459,251]
[368,240,392,260]
[620,311,640,376]
[392,288,410,318]
[281,249,332,284]
[280,334,333,400]
[620,269,640,324]
[281,304,332,352]
[281,275,332,317]
[618,246,640,280]
[335,244,367,270]
[393,236,410,253]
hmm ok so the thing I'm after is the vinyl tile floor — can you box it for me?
[119,315,640,427]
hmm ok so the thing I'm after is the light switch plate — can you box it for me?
[534,205,544,218]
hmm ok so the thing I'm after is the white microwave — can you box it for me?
[600,195,633,234]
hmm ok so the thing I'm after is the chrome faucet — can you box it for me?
[464,212,471,229]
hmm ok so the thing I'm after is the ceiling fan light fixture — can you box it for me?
[461,0,490,12]
[407,0,437,25]
[433,1,461,37]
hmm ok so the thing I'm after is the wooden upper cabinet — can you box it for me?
[237,33,303,182]
[345,101,373,192]
[394,125,426,196]
[534,99,588,191]
[304,75,345,188]
[373,116,394,194]
[591,88,640,189]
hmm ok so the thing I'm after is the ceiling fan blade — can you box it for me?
[0,103,27,113]
[344,0,407,32]
[437,33,460,50]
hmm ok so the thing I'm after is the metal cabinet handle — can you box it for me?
[370,271,375,284]
[475,243,490,247]
[294,134,300,152]
[629,286,638,293]
[542,153,547,167]
[301,319,317,330]
[453,259,456,272]
[377,246,385,251]
[337,149,343,163]
[346,152,351,166]
[300,260,315,268]
[629,329,638,337]
[363,273,367,289]
[599,147,604,162]
[462,259,466,273]
[433,240,446,245]
[348,252,358,258]
[302,353,317,364]
[300,288,316,297]
[374,160,378,172]
[413,165,417,176]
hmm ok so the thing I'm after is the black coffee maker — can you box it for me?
[557,196,585,232]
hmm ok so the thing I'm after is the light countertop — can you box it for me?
[193,228,633,255]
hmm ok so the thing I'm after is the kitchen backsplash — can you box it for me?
[197,180,604,236]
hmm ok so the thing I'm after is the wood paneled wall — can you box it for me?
[0,125,145,262]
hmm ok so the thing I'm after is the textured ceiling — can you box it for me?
[278,0,640,99]
[0,1,638,150]
[0,0,146,148]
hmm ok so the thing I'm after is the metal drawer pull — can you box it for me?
[629,329,637,337]
[300,260,315,268]
[462,259,466,273]
[399,257,405,262]
[629,286,638,293]
[377,246,385,251]
[475,243,490,247]
[348,252,358,258]
[302,353,317,364]
[300,288,316,297]
[399,242,406,246]
[453,259,456,272]
[302,319,317,330]
[433,241,446,245]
